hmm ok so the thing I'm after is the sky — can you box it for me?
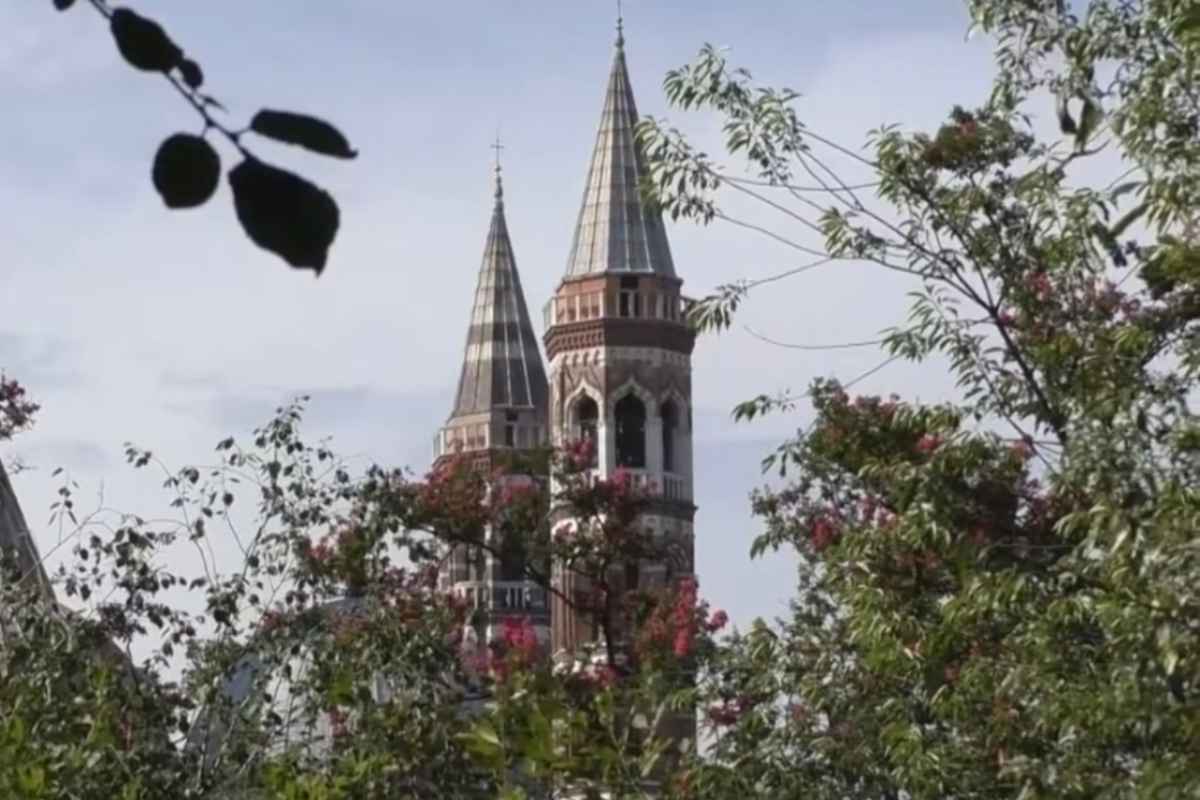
[1,0,1002,631]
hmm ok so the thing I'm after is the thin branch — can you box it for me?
[713,211,833,259]
[743,325,886,351]
[721,176,829,239]
[85,0,248,156]
[723,175,881,193]
[744,257,836,289]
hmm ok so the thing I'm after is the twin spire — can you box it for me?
[446,17,676,428]
[563,17,676,278]
[448,149,547,420]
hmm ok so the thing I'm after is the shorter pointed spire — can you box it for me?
[448,163,548,420]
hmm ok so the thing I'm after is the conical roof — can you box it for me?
[449,169,549,420]
[0,460,51,601]
[562,24,676,279]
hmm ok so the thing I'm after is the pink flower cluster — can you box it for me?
[706,694,759,727]
[635,577,727,663]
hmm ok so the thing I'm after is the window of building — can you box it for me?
[615,394,647,468]
[624,560,640,593]
[661,399,679,472]
[504,411,518,447]
[574,396,599,467]
[470,546,486,582]
[618,276,640,319]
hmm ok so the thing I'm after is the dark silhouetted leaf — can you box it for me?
[199,94,227,112]
[179,58,203,90]
[152,134,220,209]
[110,8,182,72]
[228,158,339,274]
[1057,95,1077,135]
[53,0,75,10]
[249,110,358,159]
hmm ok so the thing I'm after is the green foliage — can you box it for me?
[0,400,716,798]
[637,1,1200,797]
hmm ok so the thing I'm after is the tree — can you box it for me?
[47,0,357,274]
[636,0,1200,796]
[0,400,723,799]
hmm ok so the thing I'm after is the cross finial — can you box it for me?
[616,0,625,47]
[491,134,504,201]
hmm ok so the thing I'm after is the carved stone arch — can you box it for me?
[609,378,652,470]
[608,378,657,417]
[663,540,692,581]
[563,381,602,465]
[659,387,691,431]
[565,380,603,412]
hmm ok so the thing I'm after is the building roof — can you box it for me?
[562,24,677,280]
[449,168,549,420]
[0,460,52,602]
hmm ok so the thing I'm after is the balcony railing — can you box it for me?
[579,468,692,503]
[452,580,548,613]
[543,289,686,329]
[433,423,545,459]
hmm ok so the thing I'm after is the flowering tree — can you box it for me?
[637,1,1200,797]
[0,399,724,799]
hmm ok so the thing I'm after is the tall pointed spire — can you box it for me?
[448,161,548,420]
[562,18,676,279]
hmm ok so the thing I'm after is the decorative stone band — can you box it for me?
[545,317,695,360]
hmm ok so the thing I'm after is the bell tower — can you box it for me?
[434,162,551,649]
[544,21,697,659]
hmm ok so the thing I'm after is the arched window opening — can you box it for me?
[497,537,525,583]
[469,545,486,582]
[661,400,679,473]
[623,560,640,596]
[574,396,599,467]
[615,394,647,468]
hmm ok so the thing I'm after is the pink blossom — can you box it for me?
[706,703,741,726]
[916,434,942,454]
[673,628,692,658]
[1010,438,1034,461]
[706,609,729,632]
[1027,271,1052,300]
[810,515,841,551]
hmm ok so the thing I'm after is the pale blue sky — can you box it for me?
[2,1,999,629]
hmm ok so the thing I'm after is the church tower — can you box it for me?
[545,21,697,659]
[434,163,551,649]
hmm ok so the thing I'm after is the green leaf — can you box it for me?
[1075,97,1102,151]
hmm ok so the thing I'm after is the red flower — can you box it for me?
[1027,271,1052,300]
[1010,438,1034,461]
[706,703,741,726]
[810,515,841,551]
[672,628,692,658]
[706,609,729,632]
[916,434,942,454]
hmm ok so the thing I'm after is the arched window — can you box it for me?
[624,560,640,593]
[661,400,679,473]
[615,394,647,468]
[469,545,486,582]
[574,396,599,467]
